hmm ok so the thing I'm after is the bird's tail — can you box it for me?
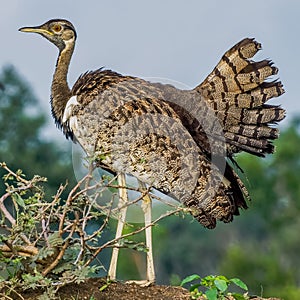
[195,38,285,157]
[184,38,285,229]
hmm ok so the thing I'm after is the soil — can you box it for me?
[6,278,281,300]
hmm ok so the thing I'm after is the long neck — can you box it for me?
[51,40,75,127]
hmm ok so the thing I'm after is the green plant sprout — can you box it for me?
[180,274,249,300]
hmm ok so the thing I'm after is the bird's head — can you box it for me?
[19,19,77,51]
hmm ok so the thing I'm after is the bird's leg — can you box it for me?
[108,173,128,281]
[125,180,155,287]
[139,180,155,284]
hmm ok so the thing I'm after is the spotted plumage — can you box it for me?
[20,20,285,229]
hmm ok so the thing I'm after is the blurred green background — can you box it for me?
[0,65,299,299]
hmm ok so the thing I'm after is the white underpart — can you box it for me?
[63,95,79,131]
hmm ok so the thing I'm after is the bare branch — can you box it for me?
[0,192,16,226]
[0,244,39,257]
[0,162,28,184]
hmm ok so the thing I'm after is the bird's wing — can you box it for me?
[63,73,248,228]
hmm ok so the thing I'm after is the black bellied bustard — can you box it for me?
[19,19,285,285]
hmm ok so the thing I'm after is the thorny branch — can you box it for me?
[0,162,187,288]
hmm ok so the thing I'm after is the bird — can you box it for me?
[19,19,285,285]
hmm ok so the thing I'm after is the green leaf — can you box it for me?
[231,293,248,300]
[48,232,63,247]
[52,262,72,275]
[99,280,111,291]
[230,278,248,291]
[180,274,201,286]
[215,275,228,281]
[99,284,109,291]
[203,275,215,281]
[205,287,218,300]
[190,283,202,292]
[214,279,228,292]
[16,169,24,176]
[12,193,25,208]
[36,247,55,261]
[201,274,217,287]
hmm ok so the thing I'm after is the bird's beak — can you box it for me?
[19,26,53,36]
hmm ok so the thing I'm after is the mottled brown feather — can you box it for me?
[62,38,285,228]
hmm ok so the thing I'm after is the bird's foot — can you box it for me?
[125,279,155,287]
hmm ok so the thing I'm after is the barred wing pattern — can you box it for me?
[63,38,285,229]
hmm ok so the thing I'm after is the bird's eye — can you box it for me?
[52,24,62,33]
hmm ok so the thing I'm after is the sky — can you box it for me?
[0,0,299,141]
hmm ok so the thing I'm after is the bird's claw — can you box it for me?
[125,279,155,287]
